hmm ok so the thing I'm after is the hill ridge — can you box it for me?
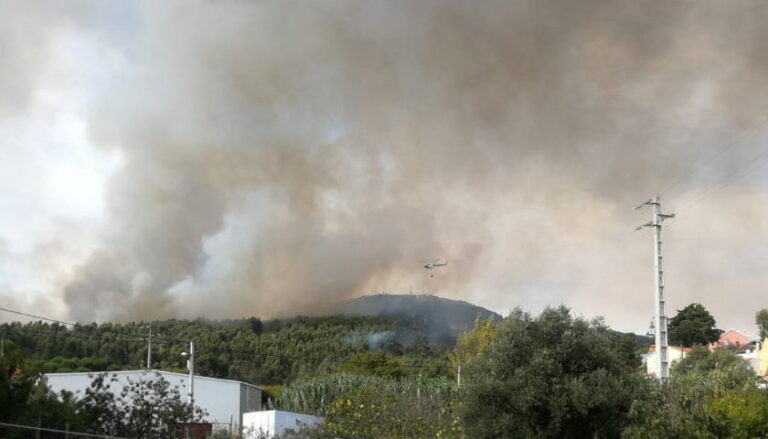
[305,293,502,346]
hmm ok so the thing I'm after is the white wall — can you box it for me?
[44,370,261,429]
[645,349,687,377]
[243,410,323,438]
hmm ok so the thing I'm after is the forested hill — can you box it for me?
[309,294,652,349]
[1,294,501,386]
[307,294,502,346]
[0,314,449,386]
[0,295,648,387]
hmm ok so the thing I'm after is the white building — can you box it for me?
[644,345,692,377]
[738,349,760,375]
[243,410,323,438]
[44,370,262,430]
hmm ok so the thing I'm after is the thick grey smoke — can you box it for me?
[4,0,768,331]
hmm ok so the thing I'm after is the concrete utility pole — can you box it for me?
[146,323,152,369]
[189,341,195,403]
[635,196,675,380]
[182,342,195,403]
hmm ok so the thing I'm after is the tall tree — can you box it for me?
[668,303,720,347]
[460,306,643,439]
[449,316,499,371]
[756,309,768,340]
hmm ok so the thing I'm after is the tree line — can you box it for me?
[0,315,444,385]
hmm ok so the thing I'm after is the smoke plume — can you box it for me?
[3,0,768,332]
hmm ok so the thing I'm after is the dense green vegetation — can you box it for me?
[285,374,461,439]
[460,307,645,439]
[625,348,767,438]
[0,315,446,385]
[2,301,766,438]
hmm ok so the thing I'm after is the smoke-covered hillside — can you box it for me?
[306,294,652,348]
[307,294,501,346]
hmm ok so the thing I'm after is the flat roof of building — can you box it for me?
[44,369,262,390]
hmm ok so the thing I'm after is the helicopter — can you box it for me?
[423,258,448,269]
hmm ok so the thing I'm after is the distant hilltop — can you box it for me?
[305,294,502,347]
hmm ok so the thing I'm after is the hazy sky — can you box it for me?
[2,0,768,335]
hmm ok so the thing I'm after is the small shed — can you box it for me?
[242,410,323,438]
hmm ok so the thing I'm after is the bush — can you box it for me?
[461,307,644,439]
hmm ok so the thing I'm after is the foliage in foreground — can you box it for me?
[0,343,86,438]
[460,306,645,439]
[80,372,206,438]
[0,343,206,439]
[279,373,461,439]
[625,348,766,439]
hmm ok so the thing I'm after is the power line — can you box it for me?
[0,306,181,346]
[674,145,768,213]
[3,326,151,345]
[0,421,132,439]
[657,117,768,199]
[0,306,76,326]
